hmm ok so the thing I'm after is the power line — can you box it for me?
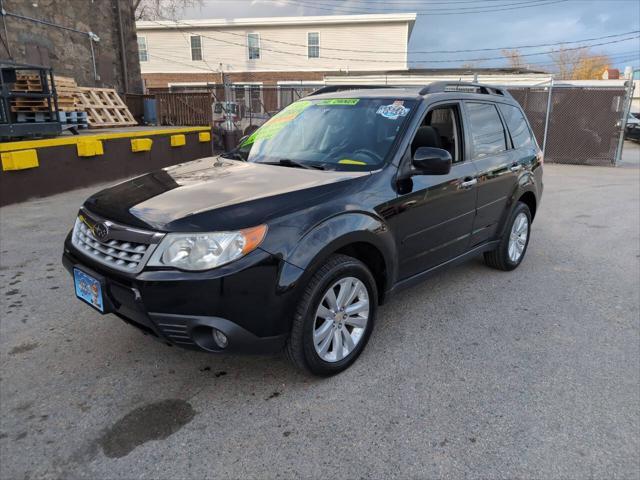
[411,36,640,64]
[146,19,639,65]
[505,52,640,70]
[204,0,568,15]
[147,49,640,91]
[144,46,639,83]
[217,0,555,12]
[148,48,640,73]
[256,0,569,16]
[149,21,639,56]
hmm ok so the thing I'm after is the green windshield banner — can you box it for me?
[240,98,361,148]
[241,100,312,147]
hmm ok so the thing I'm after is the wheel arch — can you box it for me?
[333,241,389,304]
[518,190,537,220]
[284,212,397,304]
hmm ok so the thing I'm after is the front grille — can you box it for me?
[71,208,164,273]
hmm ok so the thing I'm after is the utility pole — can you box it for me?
[220,63,234,132]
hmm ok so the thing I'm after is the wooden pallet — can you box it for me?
[75,87,137,127]
[12,81,43,92]
[53,76,83,112]
[10,99,51,112]
[12,74,43,92]
[10,75,85,112]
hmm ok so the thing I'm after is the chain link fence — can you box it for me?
[509,85,629,166]
[143,82,633,165]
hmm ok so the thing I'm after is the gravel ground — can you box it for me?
[1,146,639,479]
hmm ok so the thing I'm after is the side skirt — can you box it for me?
[384,240,500,299]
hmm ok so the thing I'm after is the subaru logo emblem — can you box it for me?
[93,222,109,241]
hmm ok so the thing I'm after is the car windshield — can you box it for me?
[236,97,417,170]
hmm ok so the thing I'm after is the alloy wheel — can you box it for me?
[313,277,370,363]
[508,212,529,263]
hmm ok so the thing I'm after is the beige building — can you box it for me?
[136,13,416,90]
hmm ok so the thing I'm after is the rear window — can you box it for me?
[499,104,535,149]
[466,102,507,158]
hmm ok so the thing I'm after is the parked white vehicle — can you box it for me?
[212,101,272,134]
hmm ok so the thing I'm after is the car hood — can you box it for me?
[83,157,369,231]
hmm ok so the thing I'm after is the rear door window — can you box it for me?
[499,103,535,149]
[465,102,507,158]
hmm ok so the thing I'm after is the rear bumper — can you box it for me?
[62,238,300,354]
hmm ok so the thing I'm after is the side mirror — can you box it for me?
[412,147,452,175]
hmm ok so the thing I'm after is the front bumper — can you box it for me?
[63,236,304,354]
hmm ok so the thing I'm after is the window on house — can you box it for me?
[249,87,262,113]
[234,85,264,115]
[466,102,507,158]
[278,86,318,109]
[248,33,260,60]
[137,36,148,62]
[308,32,319,58]
[190,35,202,61]
[234,87,245,109]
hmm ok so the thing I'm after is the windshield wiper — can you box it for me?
[263,159,313,170]
[220,151,245,160]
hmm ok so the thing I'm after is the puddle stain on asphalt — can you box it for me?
[98,399,195,458]
[266,391,280,400]
[8,342,39,355]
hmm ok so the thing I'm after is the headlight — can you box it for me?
[148,225,267,271]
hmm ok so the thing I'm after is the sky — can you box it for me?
[179,0,640,72]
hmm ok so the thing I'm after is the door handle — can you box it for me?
[459,178,477,189]
[510,164,523,172]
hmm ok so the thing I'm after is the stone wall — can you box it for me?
[0,0,142,93]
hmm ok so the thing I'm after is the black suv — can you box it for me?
[63,82,543,375]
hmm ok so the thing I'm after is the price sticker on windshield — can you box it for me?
[316,98,360,106]
[377,100,410,120]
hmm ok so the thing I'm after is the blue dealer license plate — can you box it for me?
[74,268,104,313]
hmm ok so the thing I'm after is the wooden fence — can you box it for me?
[155,92,213,126]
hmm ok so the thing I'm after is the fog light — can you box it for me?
[212,329,228,348]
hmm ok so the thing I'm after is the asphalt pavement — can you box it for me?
[1,145,639,479]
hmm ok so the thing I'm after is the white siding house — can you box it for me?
[136,14,416,77]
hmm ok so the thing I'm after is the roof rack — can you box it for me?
[308,85,391,96]
[419,81,512,98]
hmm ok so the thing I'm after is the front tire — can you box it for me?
[484,202,532,271]
[285,254,378,376]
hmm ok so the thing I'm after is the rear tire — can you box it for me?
[484,202,532,271]
[285,254,377,376]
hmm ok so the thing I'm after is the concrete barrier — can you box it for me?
[0,127,215,206]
